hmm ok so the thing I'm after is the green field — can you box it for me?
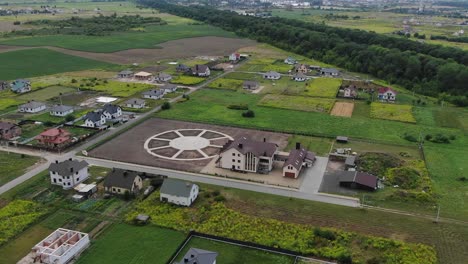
[170,75,206,85]
[303,78,341,98]
[0,49,113,80]
[76,224,185,264]
[72,80,155,97]
[370,102,416,123]
[174,237,295,264]
[17,86,78,102]
[0,152,41,186]
[258,94,335,113]
[285,135,333,156]
[207,78,244,90]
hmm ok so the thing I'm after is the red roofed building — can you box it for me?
[378,87,397,101]
[36,128,71,148]
[229,53,241,62]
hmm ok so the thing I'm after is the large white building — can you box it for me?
[217,137,278,174]
[48,159,89,190]
[31,228,90,264]
[160,178,199,207]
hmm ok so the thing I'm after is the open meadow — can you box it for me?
[258,94,335,113]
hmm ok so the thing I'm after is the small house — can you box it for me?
[49,159,89,190]
[160,178,199,207]
[343,86,358,98]
[336,136,348,143]
[309,65,321,71]
[0,122,21,140]
[18,101,46,113]
[176,64,190,73]
[0,80,8,91]
[378,87,397,101]
[103,168,143,195]
[142,89,165,100]
[263,71,281,80]
[282,143,316,178]
[243,80,259,90]
[117,69,134,79]
[155,72,172,82]
[36,128,71,148]
[10,79,31,93]
[50,105,74,117]
[83,111,106,128]
[321,68,339,77]
[294,64,308,74]
[134,71,153,81]
[102,104,122,119]
[339,171,378,191]
[229,52,241,62]
[161,83,178,93]
[175,248,218,264]
[124,98,146,109]
[345,156,356,169]
[292,73,308,82]
[192,65,210,77]
[284,56,297,65]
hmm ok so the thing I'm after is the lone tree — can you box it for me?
[161,101,171,110]
[242,110,255,118]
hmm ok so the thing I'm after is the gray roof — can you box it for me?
[162,83,177,90]
[142,89,164,97]
[294,73,307,78]
[263,71,280,77]
[124,98,145,105]
[19,101,45,109]
[222,137,277,158]
[160,178,197,198]
[103,168,140,189]
[243,80,259,87]
[321,68,339,73]
[51,105,73,112]
[157,72,172,78]
[176,248,218,264]
[192,64,209,74]
[345,156,356,166]
[0,121,18,130]
[119,69,133,75]
[103,104,121,115]
[284,148,316,170]
[84,111,104,122]
[176,64,190,70]
[49,159,89,177]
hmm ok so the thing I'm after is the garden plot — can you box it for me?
[302,78,341,98]
[258,94,334,113]
[370,103,416,123]
[330,102,354,117]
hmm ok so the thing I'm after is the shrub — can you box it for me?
[403,132,418,142]
[387,167,420,189]
[227,104,248,110]
[65,114,76,122]
[242,110,255,118]
[337,253,352,264]
[425,134,432,141]
[71,78,77,83]
[43,121,54,127]
[214,195,226,202]
[161,102,171,110]
[431,134,449,144]
[13,21,21,25]
[457,176,467,182]
[314,228,336,240]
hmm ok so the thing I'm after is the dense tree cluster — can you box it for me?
[138,0,468,105]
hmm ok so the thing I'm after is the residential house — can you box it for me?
[117,69,134,78]
[217,137,278,174]
[10,79,31,93]
[134,71,153,81]
[343,86,358,98]
[192,65,210,77]
[321,68,339,77]
[175,248,218,264]
[155,72,172,82]
[142,89,165,100]
[50,105,74,117]
[0,122,21,140]
[284,56,297,65]
[309,65,321,71]
[0,80,8,91]
[103,168,143,194]
[36,128,71,148]
[32,228,90,264]
[124,98,146,109]
[294,64,308,74]
[83,111,106,128]
[338,171,378,191]
[102,104,122,119]
[378,87,397,101]
[162,83,178,93]
[160,178,199,207]
[282,143,316,178]
[263,71,281,80]
[18,101,46,113]
[229,52,241,62]
[243,80,259,90]
[176,64,190,73]
[292,73,308,82]
[49,159,89,189]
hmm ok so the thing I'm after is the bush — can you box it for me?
[161,102,171,110]
[214,195,226,202]
[337,253,352,264]
[13,21,21,25]
[242,110,255,118]
[314,228,336,240]
[71,78,77,83]
[227,104,248,110]
[43,121,54,127]
[431,134,450,144]
[403,132,418,142]
[424,134,432,141]
[65,114,76,122]
[387,167,420,189]
[457,176,467,182]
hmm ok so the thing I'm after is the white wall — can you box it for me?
[50,167,89,190]
[160,184,199,206]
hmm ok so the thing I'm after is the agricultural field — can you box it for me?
[0,152,41,187]
[302,78,341,98]
[0,48,114,80]
[330,102,354,117]
[258,94,335,113]
[370,102,416,123]
[173,236,295,264]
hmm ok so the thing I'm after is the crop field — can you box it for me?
[76,224,185,264]
[330,102,354,117]
[206,78,244,90]
[174,236,295,264]
[302,78,341,98]
[0,152,41,187]
[370,103,416,123]
[258,94,335,113]
[170,75,206,85]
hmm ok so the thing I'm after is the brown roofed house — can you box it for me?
[0,122,21,140]
[104,168,143,195]
[283,143,316,178]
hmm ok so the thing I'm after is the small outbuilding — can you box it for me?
[160,178,199,207]
[339,171,378,191]
[336,136,348,143]
[243,80,259,90]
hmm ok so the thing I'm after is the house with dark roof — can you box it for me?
[175,248,218,264]
[378,87,397,102]
[142,89,165,100]
[320,68,339,77]
[217,137,278,174]
[339,171,378,191]
[191,65,210,77]
[124,98,146,109]
[36,128,71,148]
[117,69,134,78]
[10,79,31,93]
[155,72,172,82]
[104,168,143,194]
[50,105,74,117]
[162,83,178,93]
[0,80,8,91]
[263,71,281,80]
[176,64,190,73]
[243,80,259,90]
[160,178,199,207]
[102,104,122,119]
[282,143,316,178]
[83,111,106,128]
[0,122,21,140]
[292,73,308,82]
[18,101,46,113]
[49,159,89,190]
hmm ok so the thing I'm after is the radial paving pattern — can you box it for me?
[144,129,233,161]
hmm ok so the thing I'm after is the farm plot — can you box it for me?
[370,103,416,123]
[302,78,341,98]
[258,94,334,113]
[330,102,354,117]
[207,78,244,90]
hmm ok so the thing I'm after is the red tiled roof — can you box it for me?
[378,87,397,94]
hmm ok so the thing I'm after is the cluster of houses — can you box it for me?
[340,85,398,102]
[83,103,122,128]
[0,79,32,94]
[117,64,211,83]
[216,137,316,179]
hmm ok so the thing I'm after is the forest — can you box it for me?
[138,0,468,106]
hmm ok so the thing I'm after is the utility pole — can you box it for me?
[435,205,440,223]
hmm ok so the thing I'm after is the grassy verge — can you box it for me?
[0,152,41,187]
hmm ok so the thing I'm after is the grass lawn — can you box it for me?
[258,94,335,113]
[334,140,421,161]
[74,80,154,97]
[76,224,185,264]
[0,48,114,80]
[174,236,295,264]
[29,109,88,124]
[0,98,20,111]
[370,102,416,123]
[302,78,341,98]
[17,86,78,102]
[285,135,333,156]
[0,152,41,187]
[206,78,244,90]
[170,75,206,85]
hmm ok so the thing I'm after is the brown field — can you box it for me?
[330,102,354,117]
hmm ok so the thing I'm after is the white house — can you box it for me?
[49,159,89,190]
[292,73,308,82]
[83,111,106,128]
[155,72,172,82]
[32,228,90,264]
[284,56,297,65]
[378,87,397,101]
[175,248,218,264]
[18,101,46,113]
[282,143,316,179]
[229,52,240,62]
[217,137,277,174]
[263,71,281,80]
[192,65,210,77]
[117,69,134,79]
[161,83,178,93]
[321,68,339,77]
[142,89,165,100]
[160,178,199,207]
[102,104,122,119]
[50,105,74,117]
[124,98,146,109]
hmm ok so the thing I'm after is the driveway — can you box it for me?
[299,156,328,194]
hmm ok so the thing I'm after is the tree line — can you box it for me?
[138,0,468,106]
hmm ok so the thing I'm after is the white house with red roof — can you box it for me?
[378,87,397,101]
[229,52,241,62]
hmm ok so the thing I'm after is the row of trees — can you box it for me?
[138,0,468,105]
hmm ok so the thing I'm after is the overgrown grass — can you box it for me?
[0,152,41,187]
[206,78,244,90]
[303,78,341,98]
[72,80,154,97]
[370,103,416,123]
[170,75,205,85]
[258,94,335,113]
